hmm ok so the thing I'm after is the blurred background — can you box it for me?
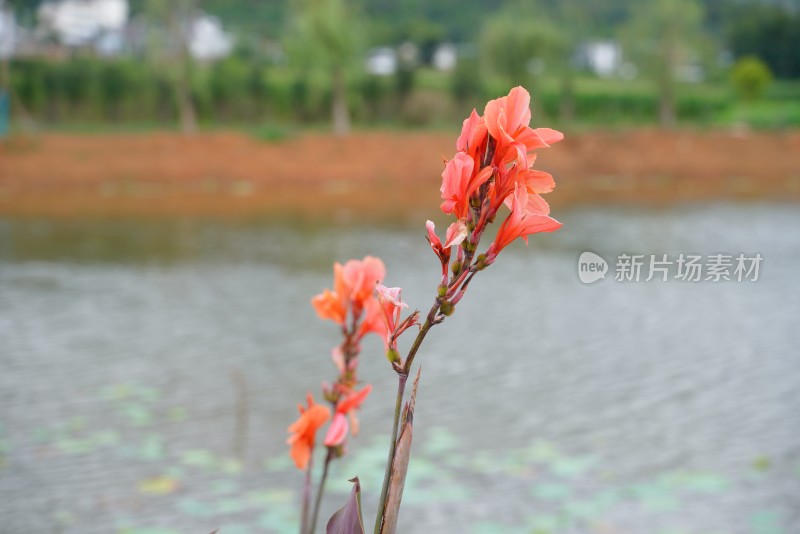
[1,1,799,533]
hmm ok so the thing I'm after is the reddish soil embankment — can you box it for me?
[1,129,798,220]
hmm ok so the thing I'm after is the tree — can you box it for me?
[286,0,363,136]
[621,0,704,128]
[143,0,198,134]
[531,0,599,122]
[1,0,40,134]
[730,55,773,102]
[480,8,565,90]
[727,4,800,79]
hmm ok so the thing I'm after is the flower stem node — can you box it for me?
[328,444,346,459]
[386,347,401,364]
[439,300,455,316]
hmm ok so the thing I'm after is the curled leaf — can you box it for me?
[326,477,365,534]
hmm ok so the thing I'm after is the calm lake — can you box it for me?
[1,203,799,534]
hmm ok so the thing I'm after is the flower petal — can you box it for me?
[444,220,468,248]
[324,413,349,447]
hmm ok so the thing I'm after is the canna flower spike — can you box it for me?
[438,85,563,262]
[292,86,563,534]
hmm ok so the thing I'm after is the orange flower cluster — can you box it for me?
[434,86,563,269]
[288,87,564,476]
[288,257,393,470]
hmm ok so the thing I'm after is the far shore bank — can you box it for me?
[1,128,799,220]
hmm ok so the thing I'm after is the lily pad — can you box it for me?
[138,476,179,495]
[180,449,217,469]
[422,427,459,456]
[119,528,181,534]
[219,457,243,475]
[120,403,153,426]
[247,489,294,507]
[138,434,165,461]
[532,482,572,501]
[168,407,187,422]
[215,498,246,514]
[550,456,596,478]
[176,498,216,519]
[750,511,785,534]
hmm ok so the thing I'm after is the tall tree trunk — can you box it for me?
[559,68,575,122]
[331,65,350,137]
[170,2,197,135]
[2,57,36,135]
[0,57,8,92]
[658,44,677,129]
[176,59,197,134]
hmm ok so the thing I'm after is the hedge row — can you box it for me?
[9,58,732,126]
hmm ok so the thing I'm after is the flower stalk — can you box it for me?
[309,448,334,534]
[289,86,564,533]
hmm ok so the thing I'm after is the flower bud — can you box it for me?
[475,254,487,271]
[437,284,447,297]
[329,444,346,459]
[450,261,462,275]
[386,347,401,363]
[439,300,455,316]
[323,387,338,404]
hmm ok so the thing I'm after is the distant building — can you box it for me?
[578,40,623,78]
[432,43,457,72]
[188,14,233,61]
[0,3,15,59]
[365,47,397,76]
[37,0,128,48]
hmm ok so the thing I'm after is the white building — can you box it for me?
[188,14,233,61]
[365,47,397,76]
[0,2,16,59]
[432,43,457,72]
[37,0,128,47]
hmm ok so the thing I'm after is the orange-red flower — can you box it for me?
[484,86,532,148]
[356,296,389,340]
[426,219,468,276]
[440,153,493,218]
[338,256,385,311]
[456,109,488,162]
[486,187,562,260]
[376,284,407,336]
[287,393,331,470]
[311,289,346,325]
[324,385,372,447]
[311,256,386,326]
[484,86,564,170]
[490,157,556,213]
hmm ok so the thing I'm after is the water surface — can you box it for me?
[1,204,799,533]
